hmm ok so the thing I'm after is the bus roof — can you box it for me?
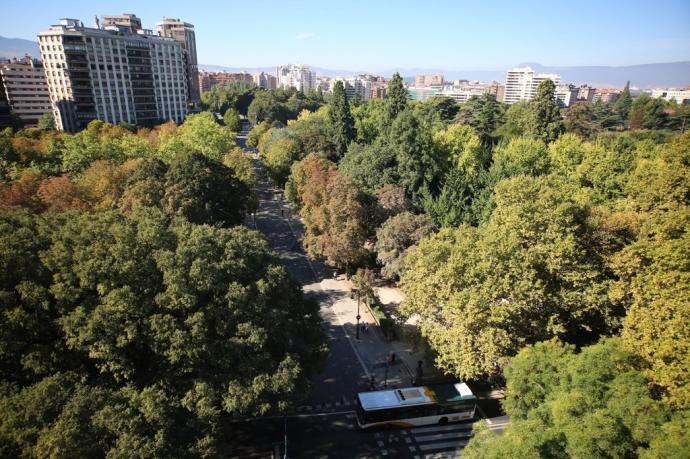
[358,383,476,411]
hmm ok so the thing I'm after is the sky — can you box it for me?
[3,0,690,71]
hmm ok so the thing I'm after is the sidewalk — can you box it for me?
[322,277,413,390]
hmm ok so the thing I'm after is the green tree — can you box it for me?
[465,338,673,459]
[386,72,407,122]
[36,112,55,131]
[614,80,633,119]
[629,94,668,130]
[0,210,326,456]
[528,79,564,143]
[456,94,504,146]
[178,112,235,161]
[563,101,595,138]
[223,107,242,132]
[327,81,356,157]
[162,152,254,226]
[402,175,620,379]
[223,146,257,188]
[495,101,531,139]
[375,212,434,280]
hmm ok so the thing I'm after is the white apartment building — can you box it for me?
[503,66,561,104]
[651,88,690,104]
[38,16,188,132]
[555,84,580,107]
[157,18,199,103]
[253,71,277,90]
[276,64,315,92]
[0,56,51,126]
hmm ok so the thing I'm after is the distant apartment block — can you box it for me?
[253,71,277,90]
[592,88,621,104]
[38,16,189,132]
[503,66,561,104]
[651,88,690,104]
[415,74,444,87]
[0,76,13,129]
[198,71,254,93]
[0,56,51,126]
[329,74,387,102]
[276,64,315,92]
[157,18,199,103]
[555,84,580,107]
[576,85,596,103]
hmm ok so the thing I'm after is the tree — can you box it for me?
[401,175,621,379]
[375,212,434,280]
[0,210,326,456]
[178,112,235,161]
[629,94,668,130]
[37,112,55,131]
[385,72,407,122]
[376,183,411,218]
[223,146,257,188]
[563,101,595,138]
[455,94,503,147]
[162,151,254,226]
[528,79,564,143]
[614,80,633,119]
[489,137,550,182]
[327,81,356,157]
[495,101,531,139]
[264,137,301,186]
[432,124,487,175]
[464,338,673,459]
[246,121,272,148]
[37,175,88,212]
[290,154,369,269]
[223,107,241,132]
[340,140,398,196]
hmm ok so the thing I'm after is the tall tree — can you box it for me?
[327,81,355,157]
[614,80,633,119]
[386,73,408,122]
[528,79,564,143]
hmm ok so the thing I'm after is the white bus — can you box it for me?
[356,382,477,429]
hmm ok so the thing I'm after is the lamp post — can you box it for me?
[355,288,361,340]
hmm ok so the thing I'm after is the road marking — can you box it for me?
[418,440,469,452]
[377,440,384,448]
[229,409,356,422]
[410,424,473,434]
[405,437,412,444]
[415,430,472,443]
[381,449,388,456]
[325,403,332,408]
[423,453,463,459]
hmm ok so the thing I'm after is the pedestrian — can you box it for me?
[281,209,284,217]
[362,321,368,333]
[369,375,376,391]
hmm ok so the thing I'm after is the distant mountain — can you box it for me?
[521,62,690,88]
[0,36,40,59]
[1,36,686,88]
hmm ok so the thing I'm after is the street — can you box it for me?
[231,126,505,458]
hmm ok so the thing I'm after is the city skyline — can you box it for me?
[2,0,689,71]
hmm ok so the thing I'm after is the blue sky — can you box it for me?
[4,0,690,71]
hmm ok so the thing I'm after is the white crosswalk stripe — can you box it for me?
[407,421,474,457]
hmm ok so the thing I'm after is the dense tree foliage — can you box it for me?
[528,79,564,143]
[464,339,685,459]
[287,154,369,269]
[375,212,434,280]
[200,81,256,116]
[0,210,325,456]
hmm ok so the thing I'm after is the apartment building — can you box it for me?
[592,88,621,104]
[555,84,580,107]
[253,71,277,90]
[0,56,51,126]
[157,18,199,103]
[276,64,315,91]
[503,66,561,104]
[651,88,690,104]
[415,74,444,87]
[198,71,254,94]
[38,16,188,132]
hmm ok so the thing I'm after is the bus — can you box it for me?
[356,382,477,429]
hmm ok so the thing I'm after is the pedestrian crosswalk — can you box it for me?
[297,395,357,413]
[405,421,475,459]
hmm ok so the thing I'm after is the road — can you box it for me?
[231,126,505,458]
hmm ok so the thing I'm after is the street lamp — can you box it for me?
[354,288,361,340]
